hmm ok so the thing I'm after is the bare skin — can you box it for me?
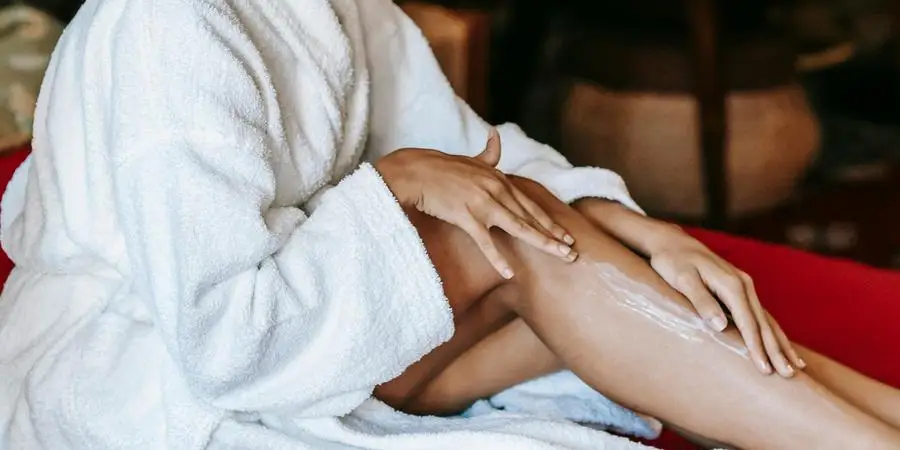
[375,176,900,450]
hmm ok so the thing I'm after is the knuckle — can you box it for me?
[472,232,492,248]
[479,241,499,256]
[467,222,491,239]
[725,277,743,292]
[483,177,506,195]
[655,252,676,267]
[471,190,494,209]
[748,334,764,348]
[673,272,695,290]
[736,316,759,334]
[762,330,779,345]
[514,220,530,234]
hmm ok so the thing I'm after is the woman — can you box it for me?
[0,0,897,449]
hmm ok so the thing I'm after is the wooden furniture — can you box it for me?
[687,0,729,228]
[498,0,797,228]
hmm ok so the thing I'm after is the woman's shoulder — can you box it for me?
[55,0,266,88]
[109,0,251,52]
[59,0,252,63]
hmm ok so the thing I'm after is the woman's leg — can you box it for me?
[404,314,665,437]
[398,236,900,431]
[500,177,898,448]
[379,177,900,449]
[404,311,899,444]
[372,208,514,407]
[404,315,561,415]
[797,345,900,430]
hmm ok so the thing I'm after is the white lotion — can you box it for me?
[592,263,750,359]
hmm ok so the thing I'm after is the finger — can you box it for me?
[743,269,804,371]
[702,266,771,375]
[740,274,793,377]
[475,128,501,167]
[490,183,551,239]
[511,185,574,245]
[493,182,562,246]
[671,270,728,331]
[485,199,575,261]
[462,218,515,279]
[768,311,806,370]
[758,311,793,377]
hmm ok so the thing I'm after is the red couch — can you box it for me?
[0,147,897,449]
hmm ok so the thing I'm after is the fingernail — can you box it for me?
[558,244,572,257]
[566,251,578,262]
[501,267,514,279]
[563,234,575,245]
[784,365,795,376]
[797,358,807,369]
[708,316,727,331]
[759,360,772,374]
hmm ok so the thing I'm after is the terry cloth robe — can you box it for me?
[0,0,651,448]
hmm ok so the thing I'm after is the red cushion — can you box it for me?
[0,149,896,449]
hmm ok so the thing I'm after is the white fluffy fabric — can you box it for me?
[0,0,653,448]
[465,371,662,440]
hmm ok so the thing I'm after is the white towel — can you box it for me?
[465,371,663,440]
[0,0,657,449]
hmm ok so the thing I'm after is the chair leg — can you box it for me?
[686,0,729,229]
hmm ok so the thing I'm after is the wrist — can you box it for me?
[643,221,690,255]
[374,151,418,207]
[574,197,685,255]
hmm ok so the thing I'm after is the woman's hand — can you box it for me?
[648,232,806,378]
[574,199,805,378]
[376,129,577,279]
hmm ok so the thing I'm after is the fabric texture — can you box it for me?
[0,0,647,449]
[464,371,662,440]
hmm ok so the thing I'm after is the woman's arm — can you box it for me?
[572,199,682,256]
[106,1,452,416]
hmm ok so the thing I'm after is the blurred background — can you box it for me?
[0,0,899,269]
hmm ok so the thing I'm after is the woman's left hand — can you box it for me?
[573,198,805,378]
[649,233,806,377]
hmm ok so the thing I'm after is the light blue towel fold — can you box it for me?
[462,370,663,440]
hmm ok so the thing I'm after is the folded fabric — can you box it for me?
[464,371,663,440]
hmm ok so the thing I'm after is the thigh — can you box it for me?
[376,179,578,409]
[374,208,517,408]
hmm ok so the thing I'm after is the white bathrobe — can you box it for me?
[0,0,650,448]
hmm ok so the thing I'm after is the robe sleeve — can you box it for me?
[362,1,644,213]
[106,2,452,416]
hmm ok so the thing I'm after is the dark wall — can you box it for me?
[6,0,81,23]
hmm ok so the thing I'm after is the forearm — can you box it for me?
[573,199,684,256]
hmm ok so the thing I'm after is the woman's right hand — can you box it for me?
[375,129,577,279]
